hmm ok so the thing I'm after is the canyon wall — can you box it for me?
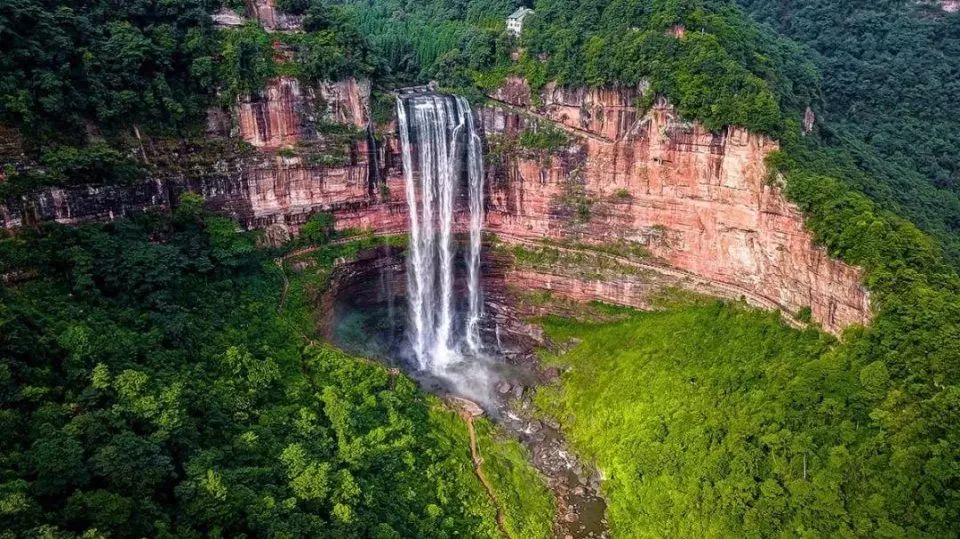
[480,77,871,333]
[0,73,871,333]
[0,77,408,240]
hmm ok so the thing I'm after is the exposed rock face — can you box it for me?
[803,106,816,134]
[248,0,302,31]
[490,79,647,141]
[0,77,403,239]
[0,75,871,332]
[236,77,371,148]
[237,77,304,148]
[481,77,870,333]
[211,7,246,28]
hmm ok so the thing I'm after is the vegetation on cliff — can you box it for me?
[0,0,372,145]
[352,0,960,534]
[0,203,549,537]
[739,0,960,264]
[340,0,517,85]
[2,0,960,536]
[537,282,958,536]
[338,0,816,135]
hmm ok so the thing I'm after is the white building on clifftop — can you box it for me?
[506,7,533,36]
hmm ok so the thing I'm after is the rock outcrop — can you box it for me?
[0,76,405,240]
[248,0,302,31]
[236,77,371,148]
[0,74,871,333]
[480,77,870,333]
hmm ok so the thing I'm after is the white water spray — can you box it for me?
[397,93,485,372]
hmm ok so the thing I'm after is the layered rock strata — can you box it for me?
[0,75,871,332]
[0,77,404,240]
[480,77,870,333]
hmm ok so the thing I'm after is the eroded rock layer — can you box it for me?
[1,77,405,241]
[481,77,870,333]
[0,77,871,332]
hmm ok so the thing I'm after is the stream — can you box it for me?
[324,248,609,538]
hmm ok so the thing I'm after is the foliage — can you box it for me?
[0,0,222,142]
[337,0,518,84]
[342,0,815,135]
[516,0,816,136]
[0,206,516,537]
[517,125,569,154]
[300,211,336,244]
[475,419,555,539]
[218,23,278,102]
[0,144,145,197]
[0,0,372,146]
[536,302,866,536]
[737,0,960,265]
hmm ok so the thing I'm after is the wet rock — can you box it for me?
[496,381,513,394]
[448,397,484,418]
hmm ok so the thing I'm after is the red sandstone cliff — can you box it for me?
[0,77,407,239]
[231,76,407,239]
[481,77,871,333]
[0,72,872,333]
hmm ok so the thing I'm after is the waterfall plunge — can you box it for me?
[397,94,485,373]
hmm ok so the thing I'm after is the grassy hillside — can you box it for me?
[536,295,956,537]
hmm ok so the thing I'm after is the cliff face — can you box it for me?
[481,77,870,333]
[248,0,302,31]
[0,75,871,332]
[235,77,371,148]
[0,77,407,240]
[226,76,406,238]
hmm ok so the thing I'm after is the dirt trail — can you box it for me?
[275,257,289,314]
[456,404,510,539]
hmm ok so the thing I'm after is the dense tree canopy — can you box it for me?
[737,0,960,263]
[0,0,221,142]
[516,0,817,135]
[0,206,529,537]
[0,0,373,146]
[3,0,960,536]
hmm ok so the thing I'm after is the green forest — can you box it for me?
[0,201,553,537]
[738,0,960,264]
[0,0,371,145]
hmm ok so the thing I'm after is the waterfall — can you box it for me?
[463,97,485,353]
[396,93,485,371]
[367,121,381,196]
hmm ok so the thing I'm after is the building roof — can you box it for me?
[507,7,533,20]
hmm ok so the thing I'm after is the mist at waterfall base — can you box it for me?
[331,93,507,408]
